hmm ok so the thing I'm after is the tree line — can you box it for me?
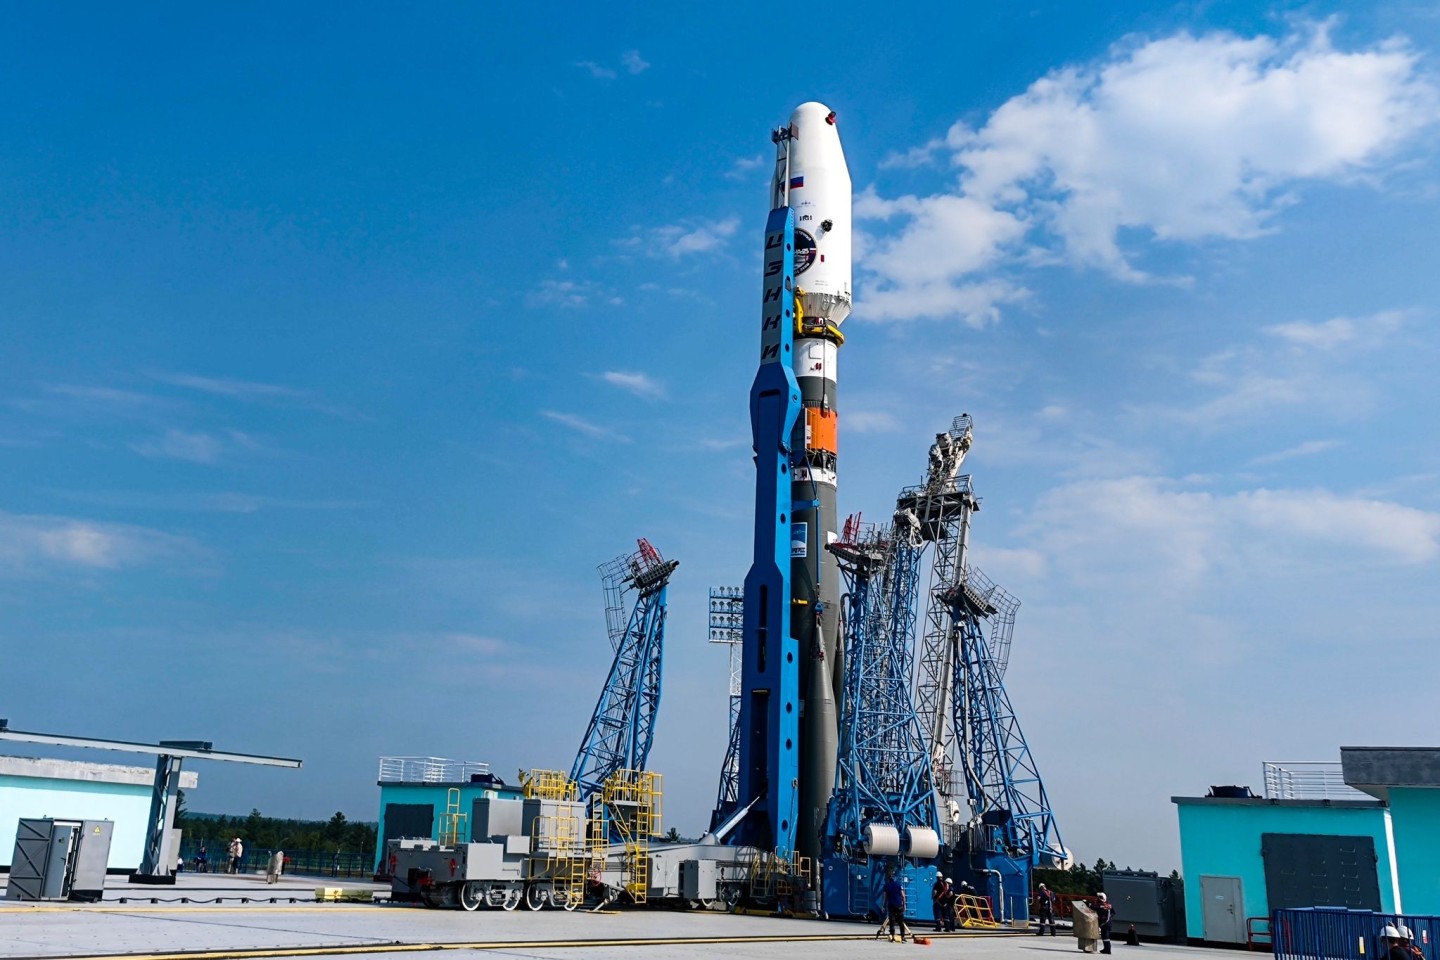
[1034,858,1184,896]
[177,793,376,855]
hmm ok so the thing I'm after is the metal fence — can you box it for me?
[176,842,375,879]
[1263,762,1371,801]
[377,756,490,783]
[1273,908,1440,960]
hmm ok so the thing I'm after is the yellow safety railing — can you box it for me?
[437,787,467,846]
[524,768,579,801]
[957,893,1000,928]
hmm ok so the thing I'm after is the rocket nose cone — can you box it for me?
[790,101,838,134]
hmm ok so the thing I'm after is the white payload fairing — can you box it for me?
[774,101,852,864]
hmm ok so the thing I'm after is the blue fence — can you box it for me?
[1274,908,1440,960]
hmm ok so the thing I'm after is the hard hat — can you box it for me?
[1381,926,1404,939]
[1098,893,1108,901]
[1400,926,1414,939]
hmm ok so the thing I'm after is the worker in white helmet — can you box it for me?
[1382,924,1423,960]
[1094,891,1115,954]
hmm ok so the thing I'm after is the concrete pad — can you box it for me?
[0,873,1233,960]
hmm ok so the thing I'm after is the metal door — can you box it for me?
[1200,875,1245,943]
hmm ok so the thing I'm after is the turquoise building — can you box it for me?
[0,755,198,871]
[1342,747,1440,917]
[372,757,524,873]
[1173,747,1440,944]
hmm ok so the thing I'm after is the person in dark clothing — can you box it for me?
[1036,882,1058,936]
[931,876,953,932]
[1095,892,1115,954]
[875,874,913,942]
[1382,925,1424,960]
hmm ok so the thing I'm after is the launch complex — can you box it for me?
[379,101,1069,926]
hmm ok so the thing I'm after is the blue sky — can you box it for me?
[3,1,1438,871]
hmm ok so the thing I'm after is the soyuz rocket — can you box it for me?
[781,102,851,866]
[732,101,852,863]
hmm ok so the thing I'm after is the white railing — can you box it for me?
[378,756,491,784]
[1263,761,1369,800]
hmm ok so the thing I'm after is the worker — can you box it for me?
[1095,891,1115,955]
[1382,925,1424,960]
[955,880,975,924]
[228,837,244,875]
[875,871,913,943]
[931,875,950,932]
[1036,882,1057,936]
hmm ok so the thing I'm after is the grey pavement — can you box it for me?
[0,874,1229,960]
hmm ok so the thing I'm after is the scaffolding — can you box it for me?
[590,769,662,903]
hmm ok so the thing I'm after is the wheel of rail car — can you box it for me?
[559,890,580,912]
[696,897,715,910]
[419,886,442,909]
[458,882,482,912]
[721,884,741,911]
[525,883,546,911]
[501,885,522,911]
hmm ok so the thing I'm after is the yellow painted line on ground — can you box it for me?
[23,929,1019,960]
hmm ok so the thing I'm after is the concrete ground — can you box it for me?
[0,873,1225,960]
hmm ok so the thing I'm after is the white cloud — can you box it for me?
[540,410,632,443]
[621,50,650,75]
[1250,439,1342,465]
[574,60,616,80]
[0,511,197,572]
[1018,476,1440,592]
[130,428,258,464]
[1264,309,1408,350]
[600,371,666,399]
[151,372,303,399]
[525,279,622,309]
[629,217,741,258]
[845,411,901,434]
[724,155,766,181]
[1137,308,1409,427]
[859,25,1439,322]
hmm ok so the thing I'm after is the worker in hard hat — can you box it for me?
[931,874,952,932]
[1094,891,1115,955]
[1036,882,1058,936]
[1382,925,1424,960]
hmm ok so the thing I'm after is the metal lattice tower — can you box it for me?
[945,573,1066,865]
[905,415,979,799]
[570,539,680,802]
[823,508,941,854]
[707,585,744,829]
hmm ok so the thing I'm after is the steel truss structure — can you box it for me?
[570,539,679,802]
[707,586,744,829]
[825,515,940,853]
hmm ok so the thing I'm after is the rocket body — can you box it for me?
[782,102,851,864]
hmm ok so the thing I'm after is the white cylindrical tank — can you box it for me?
[787,101,852,326]
[863,823,901,856]
[903,826,940,859]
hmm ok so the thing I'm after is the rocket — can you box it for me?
[778,102,851,864]
[731,101,851,862]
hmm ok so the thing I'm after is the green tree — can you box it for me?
[325,812,348,848]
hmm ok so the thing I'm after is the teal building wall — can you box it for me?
[1174,797,1397,940]
[1390,787,1440,915]
[0,775,152,870]
[373,781,525,870]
